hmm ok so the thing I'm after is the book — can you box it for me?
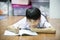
[4,29,38,36]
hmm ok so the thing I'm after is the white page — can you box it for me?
[19,29,38,36]
[4,30,38,36]
[4,30,18,36]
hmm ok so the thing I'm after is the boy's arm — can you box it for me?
[6,19,22,34]
[7,25,19,34]
[6,17,26,34]
[30,27,56,33]
[30,22,56,33]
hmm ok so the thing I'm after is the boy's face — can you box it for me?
[27,18,40,28]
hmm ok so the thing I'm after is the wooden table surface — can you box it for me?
[0,16,60,40]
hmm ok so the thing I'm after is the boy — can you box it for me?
[6,7,52,34]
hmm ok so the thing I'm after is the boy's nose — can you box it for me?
[31,25,37,28]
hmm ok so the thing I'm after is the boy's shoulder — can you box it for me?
[41,15,46,20]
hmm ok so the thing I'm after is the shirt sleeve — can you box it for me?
[44,22,52,28]
[12,17,26,29]
[40,15,52,28]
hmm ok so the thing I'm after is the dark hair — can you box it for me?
[26,7,41,20]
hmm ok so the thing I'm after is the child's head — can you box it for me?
[26,7,41,28]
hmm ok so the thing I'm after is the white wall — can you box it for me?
[50,0,60,18]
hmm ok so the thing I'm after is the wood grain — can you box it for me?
[0,16,60,40]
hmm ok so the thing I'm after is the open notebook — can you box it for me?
[4,29,38,36]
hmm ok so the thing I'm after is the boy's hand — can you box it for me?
[7,25,19,34]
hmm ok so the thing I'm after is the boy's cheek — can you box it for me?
[27,21,39,28]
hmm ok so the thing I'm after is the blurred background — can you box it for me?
[0,0,60,20]
[0,0,49,19]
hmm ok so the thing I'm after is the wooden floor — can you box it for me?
[0,16,60,40]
